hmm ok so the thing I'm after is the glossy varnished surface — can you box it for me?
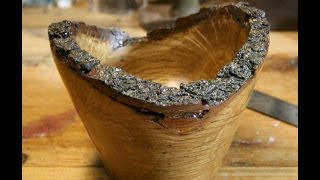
[74,17,248,88]
[22,5,297,180]
[48,3,270,179]
[48,3,269,109]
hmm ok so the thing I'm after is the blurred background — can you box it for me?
[22,0,298,66]
[22,1,298,179]
[22,0,297,30]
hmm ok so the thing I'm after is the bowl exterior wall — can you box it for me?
[53,54,258,179]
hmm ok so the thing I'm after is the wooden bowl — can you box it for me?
[48,2,269,179]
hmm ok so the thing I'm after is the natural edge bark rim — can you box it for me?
[48,2,269,119]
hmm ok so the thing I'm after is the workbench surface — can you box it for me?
[22,7,298,180]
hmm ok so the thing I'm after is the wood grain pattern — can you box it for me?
[22,167,297,180]
[53,52,258,179]
[49,6,267,178]
[74,16,247,88]
[22,7,297,180]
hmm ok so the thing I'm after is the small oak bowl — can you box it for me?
[48,2,269,179]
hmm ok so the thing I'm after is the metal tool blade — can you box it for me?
[247,90,298,127]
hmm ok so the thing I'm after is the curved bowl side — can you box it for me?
[53,52,259,179]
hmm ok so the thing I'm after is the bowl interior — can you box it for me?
[74,11,250,88]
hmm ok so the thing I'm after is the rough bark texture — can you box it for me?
[49,2,269,179]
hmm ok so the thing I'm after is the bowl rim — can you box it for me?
[48,2,269,117]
